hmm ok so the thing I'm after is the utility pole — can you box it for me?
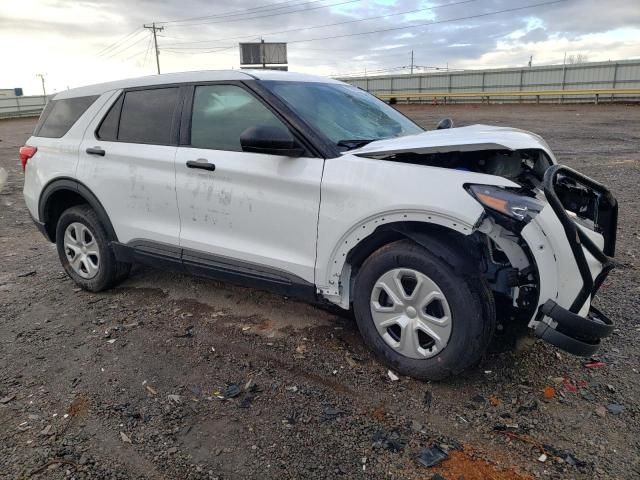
[36,73,46,101]
[528,55,533,68]
[410,50,414,75]
[144,22,164,74]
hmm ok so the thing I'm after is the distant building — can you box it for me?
[0,88,23,97]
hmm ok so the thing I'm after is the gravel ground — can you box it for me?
[1,104,639,480]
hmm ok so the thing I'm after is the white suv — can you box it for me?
[22,70,618,380]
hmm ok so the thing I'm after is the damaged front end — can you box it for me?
[467,163,618,356]
[351,125,618,355]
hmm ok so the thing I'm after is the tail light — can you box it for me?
[19,145,37,171]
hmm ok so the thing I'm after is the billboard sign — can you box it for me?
[240,42,287,66]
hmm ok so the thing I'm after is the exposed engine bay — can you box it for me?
[375,148,552,189]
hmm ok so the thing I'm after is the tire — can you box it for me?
[353,239,495,381]
[55,205,131,292]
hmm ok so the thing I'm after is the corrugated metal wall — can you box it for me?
[338,59,640,103]
[0,95,47,119]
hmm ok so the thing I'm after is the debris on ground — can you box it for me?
[416,445,449,467]
[224,384,241,399]
[0,393,15,404]
[583,360,606,368]
[322,406,342,421]
[238,394,255,409]
[17,271,36,277]
[167,394,181,403]
[607,403,625,415]
[174,326,194,338]
[145,384,158,395]
[387,370,399,381]
[595,406,607,417]
[543,386,556,399]
[371,430,405,452]
[120,431,132,443]
[538,453,547,462]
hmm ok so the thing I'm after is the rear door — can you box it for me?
[174,83,323,284]
[76,87,182,246]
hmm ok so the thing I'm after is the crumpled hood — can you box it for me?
[347,124,556,161]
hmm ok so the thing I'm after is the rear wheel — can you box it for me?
[353,239,494,380]
[56,205,130,292]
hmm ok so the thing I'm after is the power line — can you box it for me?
[159,0,568,52]
[162,0,361,28]
[160,0,480,46]
[142,37,153,68]
[285,0,569,44]
[96,27,144,56]
[157,0,338,25]
[101,34,149,59]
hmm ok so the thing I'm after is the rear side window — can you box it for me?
[34,95,98,138]
[117,88,179,145]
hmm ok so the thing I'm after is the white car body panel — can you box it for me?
[315,154,519,297]
[174,147,322,283]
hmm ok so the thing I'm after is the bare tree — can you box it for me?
[566,53,589,64]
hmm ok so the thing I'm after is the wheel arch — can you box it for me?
[319,211,482,308]
[38,177,118,243]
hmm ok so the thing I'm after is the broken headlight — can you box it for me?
[467,184,544,222]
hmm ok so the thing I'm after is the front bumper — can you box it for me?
[529,165,618,356]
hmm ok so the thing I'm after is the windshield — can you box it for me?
[262,81,423,149]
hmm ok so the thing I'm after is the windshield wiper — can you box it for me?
[336,139,375,150]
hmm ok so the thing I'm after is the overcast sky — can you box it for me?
[2,0,639,95]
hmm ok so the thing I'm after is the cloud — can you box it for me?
[1,0,639,94]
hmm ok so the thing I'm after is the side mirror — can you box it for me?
[239,125,304,157]
[436,118,454,130]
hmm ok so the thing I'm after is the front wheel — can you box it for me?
[353,239,495,381]
[56,205,130,292]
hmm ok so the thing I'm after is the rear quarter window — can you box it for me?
[34,95,98,138]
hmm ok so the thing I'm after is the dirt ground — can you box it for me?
[1,104,639,480]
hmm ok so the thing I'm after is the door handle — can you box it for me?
[86,147,105,156]
[186,159,216,171]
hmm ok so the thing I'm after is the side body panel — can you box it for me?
[75,91,181,245]
[316,154,519,298]
[23,92,116,220]
[174,147,323,283]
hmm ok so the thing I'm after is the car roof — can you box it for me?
[53,70,346,100]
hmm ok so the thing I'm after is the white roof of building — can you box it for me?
[54,70,344,100]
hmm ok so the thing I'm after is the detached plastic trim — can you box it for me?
[535,299,614,356]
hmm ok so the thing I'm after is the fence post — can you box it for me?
[560,63,567,104]
[16,97,21,117]
[519,69,524,104]
[611,62,619,102]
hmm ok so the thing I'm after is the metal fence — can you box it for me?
[337,59,640,103]
[0,95,47,119]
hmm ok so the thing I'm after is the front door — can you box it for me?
[174,83,323,284]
